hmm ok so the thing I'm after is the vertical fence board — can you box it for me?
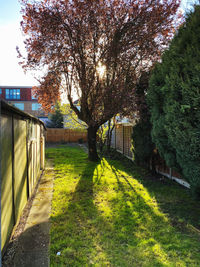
[36,124,40,179]
[40,136,45,170]
[1,115,14,251]
[32,124,37,187]
[14,118,28,223]
[111,128,116,148]
[28,139,33,196]
[116,125,123,152]
[123,126,133,158]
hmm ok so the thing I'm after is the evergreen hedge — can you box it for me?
[147,5,200,198]
[132,118,154,167]
[132,72,155,168]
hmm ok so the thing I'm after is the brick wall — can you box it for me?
[0,87,46,117]
[0,87,32,101]
[20,87,32,101]
[7,101,45,117]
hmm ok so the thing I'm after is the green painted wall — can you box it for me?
[14,118,28,223]
[36,124,41,180]
[1,114,44,253]
[1,115,14,250]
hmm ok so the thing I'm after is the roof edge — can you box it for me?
[0,86,33,89]
[1,99,46,129]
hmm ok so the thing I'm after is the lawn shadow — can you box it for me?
[49,147,200,266]
[105,157,200,265]
[50,153,102,266]
[107,155,200,231]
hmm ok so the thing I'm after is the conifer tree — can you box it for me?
[148,5,200,197]
[47,102,64,128]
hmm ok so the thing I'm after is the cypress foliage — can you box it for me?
[147,5,200,197]
[132,118,154,167]
[132,72,155,167]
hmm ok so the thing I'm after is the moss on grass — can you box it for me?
[46,145,200,267]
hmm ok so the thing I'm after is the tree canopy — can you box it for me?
[19,0,181,160]
[147,4,200,197]
[61,104,87,130]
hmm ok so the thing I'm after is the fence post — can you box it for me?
[26,120,30,199]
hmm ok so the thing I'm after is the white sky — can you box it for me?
[0,0,198,87]
[0,0,40,86]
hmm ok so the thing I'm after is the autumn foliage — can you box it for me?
[19,0,182,160]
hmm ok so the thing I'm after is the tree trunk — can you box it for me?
[151,153,156,175]
[106,119,115,153]
[87,126,99,161]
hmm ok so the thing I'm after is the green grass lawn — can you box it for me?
[46,145,200,267]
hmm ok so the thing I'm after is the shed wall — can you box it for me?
[1,105,45,253]
[1,115,14,250]
[14,119,28,223]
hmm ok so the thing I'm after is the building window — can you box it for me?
[31,90,37,100]
[5,89,20,100]
[13,103,24,110]
[32,103,41,110]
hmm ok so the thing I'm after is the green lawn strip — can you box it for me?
[46,145,200,267]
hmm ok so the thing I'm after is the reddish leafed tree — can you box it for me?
[19,0,182,161]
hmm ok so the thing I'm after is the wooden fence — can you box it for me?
[111,123,190,189]
[153,154,190,188]
[111,124,133,159]
[46,128,87,143]
[1,100,45,253]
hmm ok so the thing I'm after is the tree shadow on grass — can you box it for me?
[50,156,100,266]
[49,147,200,266]
[108,155,200,231]
[105,158,200,264]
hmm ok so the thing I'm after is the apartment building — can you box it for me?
[0,86,47,119]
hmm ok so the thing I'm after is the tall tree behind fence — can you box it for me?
[46,128,87,143]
